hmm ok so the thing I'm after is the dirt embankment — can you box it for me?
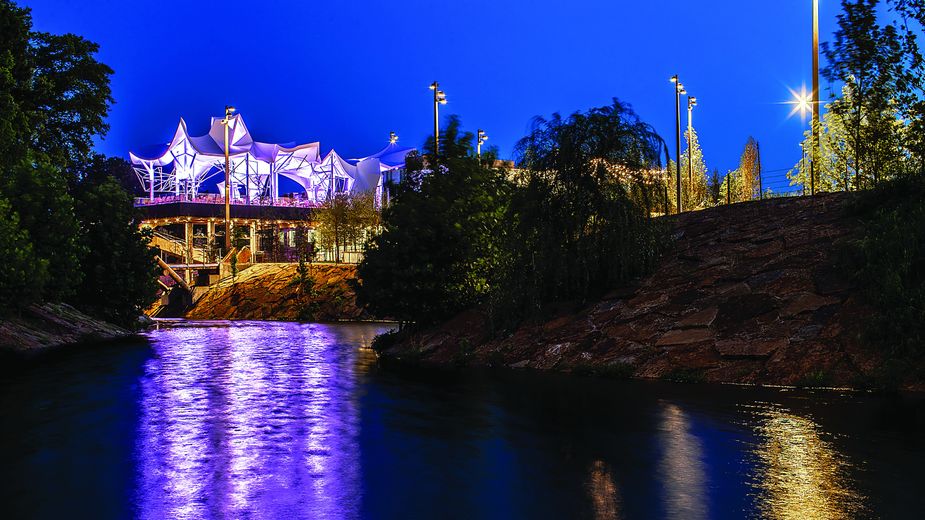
[380,193,896,389]
[184,263,369,321]
[0,303,132,357]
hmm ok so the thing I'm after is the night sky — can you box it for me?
[22,0,847,191]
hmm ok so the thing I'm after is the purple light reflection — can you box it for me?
[135,322,378,519]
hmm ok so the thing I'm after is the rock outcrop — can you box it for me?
[380,193,890,388]
[0,303,131,356]
[184,263,369,321]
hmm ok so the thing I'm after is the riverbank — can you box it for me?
[377,193,916,390]
[184,263,370,321]
[0,303,133,358]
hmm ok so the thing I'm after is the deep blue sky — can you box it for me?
[22,0,845,190]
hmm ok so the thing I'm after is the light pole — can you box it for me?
[477,129,488,164]
[389,131,398,144]
[221,105,235,251]
[687,96,697,200]
[811,0,820,195]
[670,75,686,213]
[429,81,447,156]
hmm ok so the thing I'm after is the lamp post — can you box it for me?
[811,0,820,195]
[389,131,398,144]
[221,105,235,251]
[687,96,697,199]
[477,129,488,164]
[670,75,686,213]
[429,81,447,156]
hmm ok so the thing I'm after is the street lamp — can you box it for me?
[811,0,820,195]
[389,131,398,144]
[221,105,236,251]
[477,129,488,164]
[687,96,697,198]
[430,81,447,156]
[670,75,685,213]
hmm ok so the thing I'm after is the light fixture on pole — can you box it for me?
[477,129,488,164]
[670,75,685,213]
[389,131,398,144]
[687,96,697,197]
[811,0,819,195]
[430,81,447,156]
[221,105,236,251]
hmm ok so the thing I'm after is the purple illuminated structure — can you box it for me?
[130,114,415,206]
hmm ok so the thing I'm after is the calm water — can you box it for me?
[1,321,923,519]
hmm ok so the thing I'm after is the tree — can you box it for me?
[679,127,710,209]
[727,137,761,202]
[498,99,667,323]
[0,196,47,309]
[0,2,154,327]
[823,0,909,185]
[708,169,722,205]
[1,157,84,300]
[357,118,512,327]
[69,169,158,326]
[315,191,377,263]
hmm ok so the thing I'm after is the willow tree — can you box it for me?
[496,99,668,323]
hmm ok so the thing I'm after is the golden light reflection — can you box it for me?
[747,404,865,520]
[587,460,621,520]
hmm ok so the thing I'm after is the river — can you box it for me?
[0,320,923,519]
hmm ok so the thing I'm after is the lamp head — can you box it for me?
[429,81,438,90]
[670,75,678,83]
[389,131,398,144]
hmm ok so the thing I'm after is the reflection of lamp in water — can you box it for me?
[587,460,621,520]
[658,402,707,519]
[749,405,864,519]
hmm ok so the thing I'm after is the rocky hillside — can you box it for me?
[379,193,893,389]
[184,263,369,321]
[0,303,132,356]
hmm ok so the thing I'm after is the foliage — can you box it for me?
[1,157,84,300]
[678,127,710,210]
[357,116,512,327]
[496,99,667,324]
[314,191,377,263]
[69,165,158,327]
[844,176,925,383]
[289,237,320,321]
[820,0,915,184]
[718,137,761,203]
[707,169,722,205]
[0,1,154,326]
[0,195,46,309]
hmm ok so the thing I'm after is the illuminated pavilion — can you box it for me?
[131,114,415,267]
[130,114,414,205]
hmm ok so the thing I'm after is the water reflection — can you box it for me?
[135,322,371,520]
[746,403,865,520]
[587,460,621,520]
[657,402,708,519]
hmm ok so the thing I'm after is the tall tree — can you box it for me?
[823,0,908,185]
[679,127,710,209]
[708,168,722,205]
[358,120,511,327]
[729,137,761,202]
[69,159,158,326]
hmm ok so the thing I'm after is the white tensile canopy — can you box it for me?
[130,114,413,205]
